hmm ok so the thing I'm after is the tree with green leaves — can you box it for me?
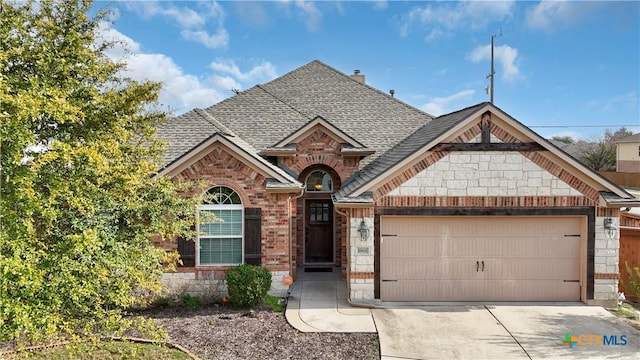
[0,0,202,345]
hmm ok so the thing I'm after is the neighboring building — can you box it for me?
[155,60,639,307]
[616,133,640,173]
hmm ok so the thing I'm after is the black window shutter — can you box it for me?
[244,208,262,265]
[177,226,196,267]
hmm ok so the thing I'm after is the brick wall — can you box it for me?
[279,129,361,182]
[167,144,295,277]
[283,128,362,276]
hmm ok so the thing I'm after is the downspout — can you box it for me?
[334,207,351,301]
[288,188,305,279]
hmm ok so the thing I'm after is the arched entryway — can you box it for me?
[299,166,341,265]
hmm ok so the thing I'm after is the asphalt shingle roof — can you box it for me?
[336,102,490,200]
[616,133,640,143]
[157,60,434,169]
[157,108,224,166]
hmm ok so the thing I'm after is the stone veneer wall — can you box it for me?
[162,270,291,299]
[594,208,621,305]
[348,208,375,301]
[348,148,619,304]
[387,152,583,197]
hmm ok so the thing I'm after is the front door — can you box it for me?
[305,199,334,263]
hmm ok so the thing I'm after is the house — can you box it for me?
[155,60,639,307]
[616,133,640,173]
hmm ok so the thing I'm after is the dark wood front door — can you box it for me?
[305,199,334,263]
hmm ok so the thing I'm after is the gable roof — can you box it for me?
[616,133,640,143]
[158,60,433,168]
[335,102,489,201]
[335,102,638,206]
[156,108,301,190]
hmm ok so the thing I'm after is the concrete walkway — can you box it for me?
[284,268,376,333]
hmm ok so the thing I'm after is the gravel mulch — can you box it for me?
[140,305,380,360]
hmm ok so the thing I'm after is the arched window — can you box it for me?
[198,186,243,265]
[306,170,333,192]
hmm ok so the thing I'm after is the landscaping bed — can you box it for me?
[140,304,379,360]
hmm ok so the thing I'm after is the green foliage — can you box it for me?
[225,264,272,308]
[181,294,201,309]
[263,294,285,313]
[0,0,206,344]
[551,135,575,144]
[622,263,640,301]
[3,340,190,360]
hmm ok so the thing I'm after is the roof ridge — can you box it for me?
[194,108,235,136]
[435,101,490,119]
[255,84,312,122]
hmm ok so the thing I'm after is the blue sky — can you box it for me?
[96,1,640,140]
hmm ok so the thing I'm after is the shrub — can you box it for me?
[225,264,272,308]
[622,263,640,301]
[181,294,201,309]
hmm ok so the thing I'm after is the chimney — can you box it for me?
[351,69,365,84]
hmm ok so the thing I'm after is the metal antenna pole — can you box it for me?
[490,35,495,103]
[486,29,502,104]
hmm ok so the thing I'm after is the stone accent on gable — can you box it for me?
[279,128,360,182]
[387,152,585,198]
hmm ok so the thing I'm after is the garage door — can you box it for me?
[380,216,583,301]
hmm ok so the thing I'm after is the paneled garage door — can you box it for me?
[380,216,583,301]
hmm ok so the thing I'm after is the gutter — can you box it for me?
[334,207,351,302]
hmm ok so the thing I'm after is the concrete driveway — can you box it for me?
[373,304,640,359]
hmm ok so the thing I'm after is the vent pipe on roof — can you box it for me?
[351,69,365,84]
[389,89,395,97]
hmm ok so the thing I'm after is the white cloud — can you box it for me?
[588,92,638,112]
[295,1,322,31]
[525,0,596,31]
[373,1,388,11]
[124,1,206,28]
[96,22,140,59]
[468,44,521,82]
[209,60,278,83]
[181,29,229,49]
[421,89,475,116]
[124,1,228,49]
[209,75,242,92]
[401,1,514,39]
[123,53,224,111]
[97,23,225,113]
[96,23,281,114]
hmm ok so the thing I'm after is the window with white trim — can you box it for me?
[198,186,243,265]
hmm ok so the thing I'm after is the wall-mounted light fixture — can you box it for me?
[357,218,370,242]
[603,217,618,240]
